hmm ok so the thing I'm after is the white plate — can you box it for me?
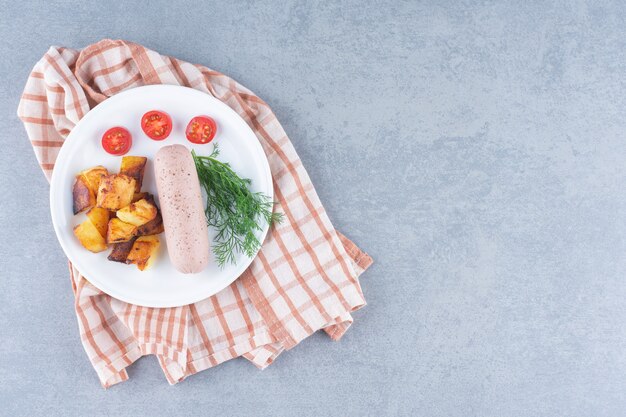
[50,85,273,307]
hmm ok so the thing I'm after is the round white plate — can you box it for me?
[50,85,273,307]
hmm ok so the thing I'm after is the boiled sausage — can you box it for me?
[154,144,209,273]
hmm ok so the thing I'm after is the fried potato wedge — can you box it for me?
[97,174,136,210]
[116,198,157,226]
[73,219,107,252]
[126,235,160,271]
[107,238,137,263]
[134,194,164,236]
[79,166,108,196]
[72,176,95,214]
[106,218,137,244]
[135,213,164,236]
[86,207,110,239]
[119,156,147,193]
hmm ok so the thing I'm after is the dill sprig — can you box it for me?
[192,145,283,267]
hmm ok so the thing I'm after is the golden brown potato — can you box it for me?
[72,176,95,214]
[96,174,136,210]
[126,235,160,271]
[134,194,164,236]
[79,166,108,196]
[131,192,149,203]
[119,156,147,193]
[135,213,164,236]
[86,207,110,239]
[116,199,157,226]
[107,238,137,263]
[106,218,137,243]
[73,219,107,252]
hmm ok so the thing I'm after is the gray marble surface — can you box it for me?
[1,1,625,416]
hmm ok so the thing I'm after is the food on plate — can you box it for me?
[135,216,165,236]
[73,166,111,214]
[132,192,149,203]
[96,174,136,210]
[78,166,109,195]
[185,116,217,144]
[141,110,172,140]
[101,126,132,155]
[126,236,160,271]
[73,220,108,253]
[72,176,95,214]
[86,207,110,239]
[116,198,157,226]
[135,194,165,236]
[120,156,147,192]
[107,238,137,263]
[155,144,209,274]
[106,218,137,243]
[192,144,282,266]
[72,158,163,270]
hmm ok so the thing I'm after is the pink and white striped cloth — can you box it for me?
[17,39,372,387]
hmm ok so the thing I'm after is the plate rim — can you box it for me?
[49,84,273,307]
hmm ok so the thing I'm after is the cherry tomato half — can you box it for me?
[141,110,172,140]
[101,127,132,155]
[185,116,217,144]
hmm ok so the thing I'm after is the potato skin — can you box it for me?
[135,214,165,236]
[96,174,136,211]
[134,194,164,236]
[120,156,147,193]
[131,192,149,203]
[73,220,107,252]
[72,176,95,214]
[107,238,137,263]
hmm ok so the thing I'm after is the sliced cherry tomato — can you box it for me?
[141,110,172,140]
[185,116,217,144]
[101,127,132,155]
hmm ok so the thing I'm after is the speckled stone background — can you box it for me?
[1,1,625,416]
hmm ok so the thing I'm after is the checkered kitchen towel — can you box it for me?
[17,39,372,387]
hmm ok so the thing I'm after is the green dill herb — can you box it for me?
[192,145,283,267]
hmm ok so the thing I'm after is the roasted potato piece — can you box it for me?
[131,192,149,203]
[73,219,107,252]
[116,199,157,226]
[107,238,137,263]
[106,218,137,243]
[72,176,95,214]
[119,156,147,192]
[126,235,160,271]
[79,166,108,196]
[86,207,110,238]
[97,174,136,210]
[135,213,164,236]
[134,194,164,236]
